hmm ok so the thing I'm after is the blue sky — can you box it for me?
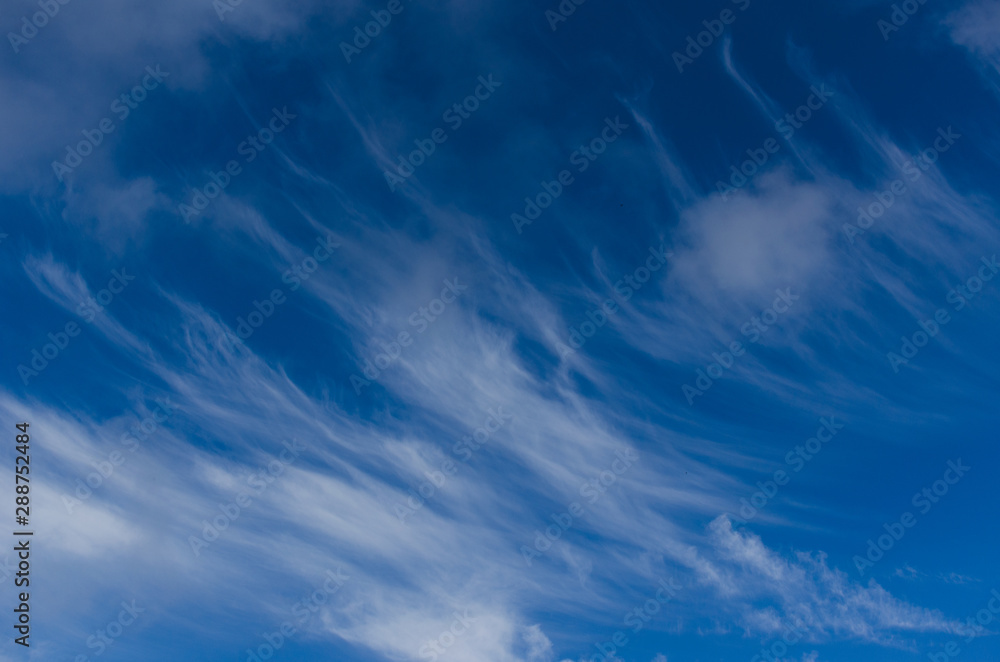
[2,0,1000,660]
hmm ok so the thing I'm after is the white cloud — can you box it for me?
[948,1,1000,58]
[691,517,964,643]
